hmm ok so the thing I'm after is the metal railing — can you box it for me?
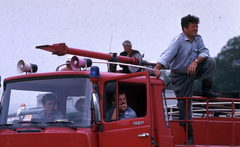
[166,96,240,146]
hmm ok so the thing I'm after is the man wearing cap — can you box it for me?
[120,40,140,73]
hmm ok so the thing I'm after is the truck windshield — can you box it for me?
[0,76,92,129]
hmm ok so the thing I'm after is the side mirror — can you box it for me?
[92,93,101,122]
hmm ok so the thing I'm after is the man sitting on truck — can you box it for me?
[106,89,137,121]
[36,93,65,120]
[119,40,141,73]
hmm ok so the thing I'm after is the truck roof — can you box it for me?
[4,70,165,86]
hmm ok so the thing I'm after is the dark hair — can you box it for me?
[119,89,126,96]
[75,98,85,112]
[181,14,200,31]
[110,89,127,101]
[41,94,56,104]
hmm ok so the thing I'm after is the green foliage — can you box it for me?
[213,36,240,92]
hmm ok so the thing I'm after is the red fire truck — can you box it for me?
[0,43,240,147]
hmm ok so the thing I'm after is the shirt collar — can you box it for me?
[182,32,199,41]
[182,32,189,41]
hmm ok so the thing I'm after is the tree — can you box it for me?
[213,36,240,92]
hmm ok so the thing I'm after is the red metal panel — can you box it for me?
[151,84,174,147]
[98,71,153,147]
[168,96,240,146]
[0,128,98,147]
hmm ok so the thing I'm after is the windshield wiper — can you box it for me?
[0,124,16,131]
[17,121,45,130]
[45,121,77,130]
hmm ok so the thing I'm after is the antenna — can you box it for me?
[109,34,113,53]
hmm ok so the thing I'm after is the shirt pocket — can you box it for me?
[193,48,199,58]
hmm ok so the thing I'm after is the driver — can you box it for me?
[106,89,137,121]
[36,94,65,119]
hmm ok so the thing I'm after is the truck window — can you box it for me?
[1,76,92,128]
[104,81,147,122]
[66,96,88,122]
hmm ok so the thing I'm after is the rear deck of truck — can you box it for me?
[167,96,240,146]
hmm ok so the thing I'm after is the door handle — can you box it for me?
[138,133,149,138]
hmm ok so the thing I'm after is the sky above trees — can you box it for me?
[1,0,240,90]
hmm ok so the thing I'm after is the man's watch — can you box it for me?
[194,59,198,63]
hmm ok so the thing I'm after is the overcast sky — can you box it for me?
[0,0,240,90]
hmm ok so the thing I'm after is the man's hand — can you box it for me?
[187,57,205,75]
[153,68,161,78]
[153,63,163,78]
[187,61,198,75]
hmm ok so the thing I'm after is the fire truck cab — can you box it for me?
[0,69,171,147]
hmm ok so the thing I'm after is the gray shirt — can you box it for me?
[36,110,65,120]
[157,32,209,73]
[106,105,137,122]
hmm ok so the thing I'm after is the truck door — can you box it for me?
[99,71,154,147]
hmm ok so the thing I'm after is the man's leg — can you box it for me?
[202,80,220,98]
[171,73,194,144]
[195,57,220,98]
[183,124,194,145]
[177,99,192,126]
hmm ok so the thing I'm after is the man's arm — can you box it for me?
[106,106,116,121]
[197,36,210,58]
[153,63,163,78]
[187,57,205,75]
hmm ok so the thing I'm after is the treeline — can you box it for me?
[213,36,240,92]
